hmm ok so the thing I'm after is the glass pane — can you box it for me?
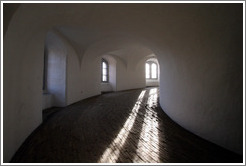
[103,68,107,75]
[152,63,157,78]
[103,76,107,81]
[146,63,150,79]
[102,62,106,69]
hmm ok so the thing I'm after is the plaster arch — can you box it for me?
[81,36,157,71]
[52,27,84,68]
[107,54,127,69]
[136,54,159,72]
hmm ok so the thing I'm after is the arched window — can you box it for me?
[145,62,158,79]
[102,59,109,82]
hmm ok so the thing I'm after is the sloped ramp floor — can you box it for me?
[10,87,242,163]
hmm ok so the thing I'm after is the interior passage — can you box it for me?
[11,88,242,163]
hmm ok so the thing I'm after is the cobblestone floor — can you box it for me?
[11,87,242,163]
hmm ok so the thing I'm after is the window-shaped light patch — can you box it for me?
[146,63,150,79]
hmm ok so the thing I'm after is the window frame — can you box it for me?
[101,59,109,83]
[145,61,158,80]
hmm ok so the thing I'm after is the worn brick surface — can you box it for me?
[11,88,242,163]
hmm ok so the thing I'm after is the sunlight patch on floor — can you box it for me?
[98,90,146,163]
[133,88,160,163]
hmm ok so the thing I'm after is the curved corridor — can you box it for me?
[11,88,242,163]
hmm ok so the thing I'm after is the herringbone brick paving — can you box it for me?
[11,87,242,163]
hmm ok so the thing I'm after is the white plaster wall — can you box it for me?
[46,29,102,107]
[66,49,84,105]
[84,42,150,93]
[116,56,146,91]
[146,80,159,87]
[101,83,113,92]
[42,93,54,110]
[80,56,101,99]
[158,5,243,154]
[62,35,85,105]
[109,59,117,91]
[3,19,46,162]
[58,40,102,105]
[112,47,151,91]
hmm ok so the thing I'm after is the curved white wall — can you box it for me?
[157,5,243,154]
[3,3,243,162]
[3,16,46,163]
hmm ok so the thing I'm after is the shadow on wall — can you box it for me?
[42,31,67,109]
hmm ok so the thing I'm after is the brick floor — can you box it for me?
[10,87,242,163]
